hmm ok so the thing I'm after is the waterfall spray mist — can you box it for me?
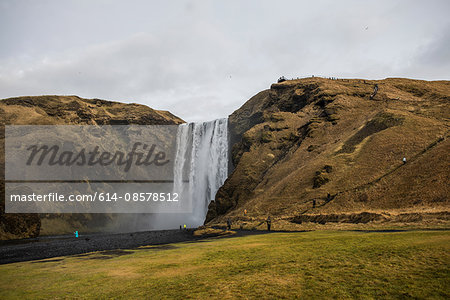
[150,118,229,229]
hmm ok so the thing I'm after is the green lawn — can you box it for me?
[0,230,449,299]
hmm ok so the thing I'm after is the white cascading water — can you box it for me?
[148,118,228,230]
[173,118,228,225]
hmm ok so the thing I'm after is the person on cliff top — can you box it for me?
[266,216,272,231]
[370,84,379,99]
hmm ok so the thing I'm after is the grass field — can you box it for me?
[0,230,449,299]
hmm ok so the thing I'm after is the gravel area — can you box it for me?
[0,229,200,264]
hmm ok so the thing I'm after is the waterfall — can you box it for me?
[148,118,228,230]
[173,118,229,226]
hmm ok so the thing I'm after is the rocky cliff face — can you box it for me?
[0,95,184,240]
[206,78,449,227]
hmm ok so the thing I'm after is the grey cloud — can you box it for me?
[415,30,450,67]
[1,0,449,121]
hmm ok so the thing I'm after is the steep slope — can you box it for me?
[0,95,184,240]
[206,78,449,228]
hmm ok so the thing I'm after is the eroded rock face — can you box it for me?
[0,95,184,240]
[206,78,450,224]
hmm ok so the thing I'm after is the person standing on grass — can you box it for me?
[226,218,232,230]
[266,216,272,231]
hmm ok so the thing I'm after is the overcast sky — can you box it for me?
[1,0,449,122]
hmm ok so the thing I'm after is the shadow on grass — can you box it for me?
[31,258,64,264]
[134,244,179,251]
[73,249,135,260]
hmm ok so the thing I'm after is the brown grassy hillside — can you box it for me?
[206,77,449,229]
[0,95,184,240]
[0,95,182,125]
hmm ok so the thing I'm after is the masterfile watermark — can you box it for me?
[5,125,191,213]
[25,142,169,172]
[9,192,179,202]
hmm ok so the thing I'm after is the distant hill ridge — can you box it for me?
[0,95,183,125]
